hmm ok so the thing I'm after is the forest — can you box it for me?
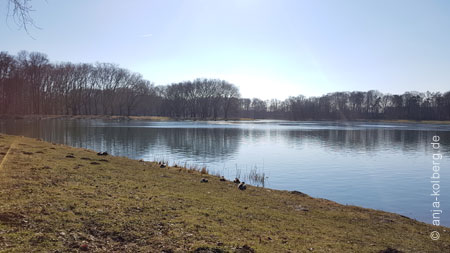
[1,51,450,121]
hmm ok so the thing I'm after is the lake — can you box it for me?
[1,118,449,226]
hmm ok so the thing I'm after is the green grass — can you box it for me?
[0,134,448,252]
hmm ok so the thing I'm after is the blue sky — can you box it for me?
[1,0,450,99]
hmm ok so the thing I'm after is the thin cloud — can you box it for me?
[141,33,153,38]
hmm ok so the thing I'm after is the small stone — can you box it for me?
[79,244,89,251]
[294,205,309,212]
[379,248,402,253]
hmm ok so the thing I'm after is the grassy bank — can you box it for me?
[0,115,173,121]
[304,119,450,125]
[375,119,450,125]
[0,134,448,252]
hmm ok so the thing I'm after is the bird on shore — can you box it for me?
[238,182,247,190]
[233,178,240,184]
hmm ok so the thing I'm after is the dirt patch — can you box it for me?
[0,212,25,224]
[235,245,255,253]
[194,247,226,253]
[379,247,403,253]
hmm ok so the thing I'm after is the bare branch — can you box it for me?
[6,0,36,33]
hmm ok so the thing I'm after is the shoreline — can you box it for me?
[1,114,450,125]
[0,133,448,252]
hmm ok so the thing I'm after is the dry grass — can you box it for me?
[0,115,172,121]
[0,134,449,252]
[368,119,450,125]
[245,167,266,187]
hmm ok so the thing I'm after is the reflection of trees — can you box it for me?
[0,119,243,161]
[1,119,449,159]
[284,129,450,154]
[151,127,242,160]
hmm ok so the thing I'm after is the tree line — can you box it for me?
[265,90,450,121]
[1,51,449,121]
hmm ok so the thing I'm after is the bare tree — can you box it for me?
[220,81,240,120]
[0,52,16,114]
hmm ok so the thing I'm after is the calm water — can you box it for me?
[1,119,449,226]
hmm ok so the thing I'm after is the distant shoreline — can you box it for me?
[1,114,450,125]
[0,114,257,122]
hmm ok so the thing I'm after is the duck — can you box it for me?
[238,182,247,190]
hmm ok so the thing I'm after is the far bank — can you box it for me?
[1,114,450,125]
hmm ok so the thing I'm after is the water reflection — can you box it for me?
[2,119,448,157]
[284,128,450,154]
[0,119,244,163]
